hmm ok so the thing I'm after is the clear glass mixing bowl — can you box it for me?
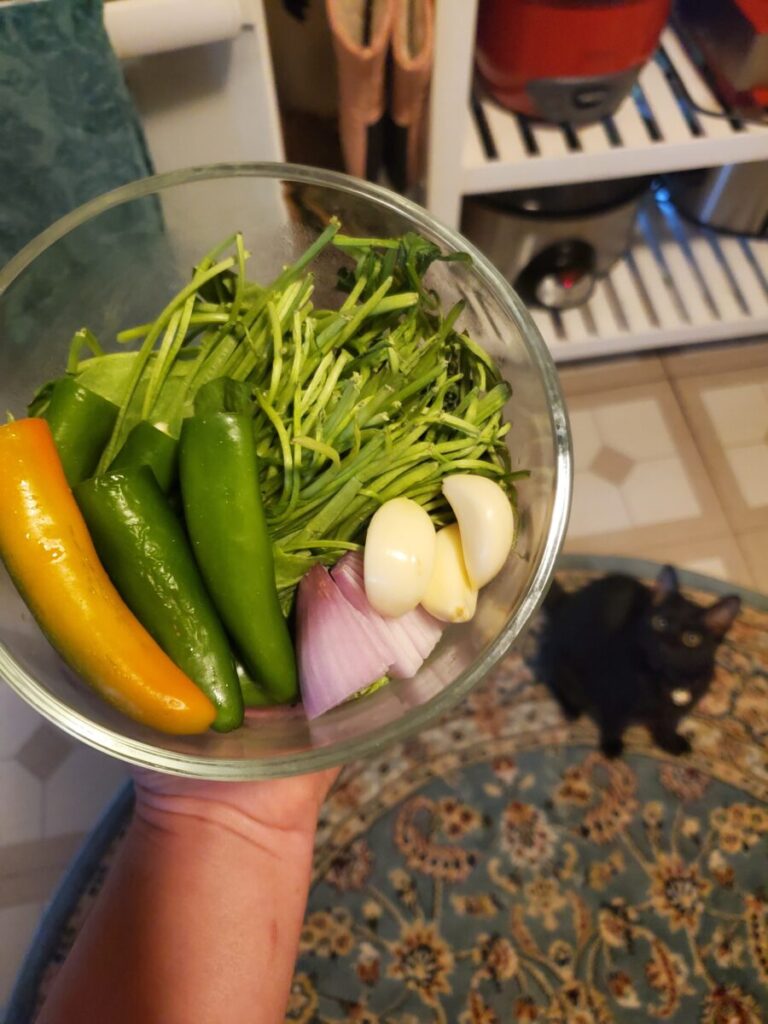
[0,164,571,779]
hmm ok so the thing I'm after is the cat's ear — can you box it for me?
[703,595,741,638]
[653,565,679,605]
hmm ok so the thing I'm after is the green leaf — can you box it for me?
[194,377,253,417]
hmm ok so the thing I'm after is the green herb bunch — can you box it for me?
[30,222,521,603]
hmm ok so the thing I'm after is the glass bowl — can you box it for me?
[0,164,571,779]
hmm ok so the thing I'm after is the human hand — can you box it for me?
[132,764,340,846]
[40,766,342,1024]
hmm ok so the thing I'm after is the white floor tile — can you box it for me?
[725,445,768,509]
[738,528,768,592]
[570,408,601,472]
[682,557,728,580]
[621,457,701,526]
[43,747,127,839]
[0,688,43,762]
[700,383,768,447]
[567,471,631,539]
[631,535,753,589]
[593,398,675,460]
[0,902,42,1008]
[0,764,43,846]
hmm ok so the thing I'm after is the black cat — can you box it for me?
[538,566,741,759]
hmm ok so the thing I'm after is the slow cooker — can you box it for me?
[476,0,671,125]
[462,178,651,310]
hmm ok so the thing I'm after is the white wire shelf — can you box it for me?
[463,28,768,196]
[531,193,768,364]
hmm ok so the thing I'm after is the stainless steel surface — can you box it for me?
[666,164,768,236]
[463,185,647,309]
[536,269,595,310]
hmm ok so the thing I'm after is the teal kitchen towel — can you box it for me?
[0,0,152,266]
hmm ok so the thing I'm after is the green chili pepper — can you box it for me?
[42,378,118,486]
[75,466,244,732]
[109,421,179,493]
[236,664,276,708]
[180,412,298,703]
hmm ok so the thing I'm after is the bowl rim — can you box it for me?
[0,162,572,778]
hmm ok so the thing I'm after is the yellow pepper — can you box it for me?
[0,418,215,735]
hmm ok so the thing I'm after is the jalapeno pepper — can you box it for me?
[109,421,179,493]
[0,419,216,735]
[180,413,298,703]
[41,377,118,486]
[75,467,244,732]
[236,664,276,708]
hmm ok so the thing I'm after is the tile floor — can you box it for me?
[561,338,768,591]
[1,338,768,1007]
[0,689,128,1009]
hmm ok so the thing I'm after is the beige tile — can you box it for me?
[593,398,675,460]
[590,445,633,485]
[569,408,601,471]
[568,472,631,539]
[662,337,768,379]
[0,764,42,846]
[684,556,730,578]
[725,446,768,509]
[15,723,74,783]
[700,382,768,446]
[0,687,42,761]
[633,535,754,589]
[621,457,701,525]
[0,858,71,909]
[558,354,665,398]
[42,747,127,838]
[0,832,83,882]
[0,902,42,1006]
[674,368,768,532]
[736,528,768,593]
[564,381,729,554]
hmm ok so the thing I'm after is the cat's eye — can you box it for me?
[682,631,702,648]
[651,615,667,631]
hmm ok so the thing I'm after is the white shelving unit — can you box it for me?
[426,1,768,362]
[534,194,768,363]
[104,0,284,173]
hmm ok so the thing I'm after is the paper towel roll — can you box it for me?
[104,0,242,60]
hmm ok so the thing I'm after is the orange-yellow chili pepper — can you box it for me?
[0,418,216,735]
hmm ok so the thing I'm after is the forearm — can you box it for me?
[37,798,316,1024]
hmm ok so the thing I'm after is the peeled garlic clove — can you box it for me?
[421,524,477,623]
[442,474,514,588]
[364,497,436,617]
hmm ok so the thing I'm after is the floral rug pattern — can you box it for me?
[292,574,768,1023]
[19,571,768,1022]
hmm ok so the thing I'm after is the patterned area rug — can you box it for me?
[7,560,768,1023]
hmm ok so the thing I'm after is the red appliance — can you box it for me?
[676,0,768,110]
[476,0,672,125]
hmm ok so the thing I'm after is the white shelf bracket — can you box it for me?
[426,0,479,230]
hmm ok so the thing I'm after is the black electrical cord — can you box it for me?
[663,27,768,128]
[684,95,768,129]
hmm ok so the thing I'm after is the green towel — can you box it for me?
[0,0,153,266]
